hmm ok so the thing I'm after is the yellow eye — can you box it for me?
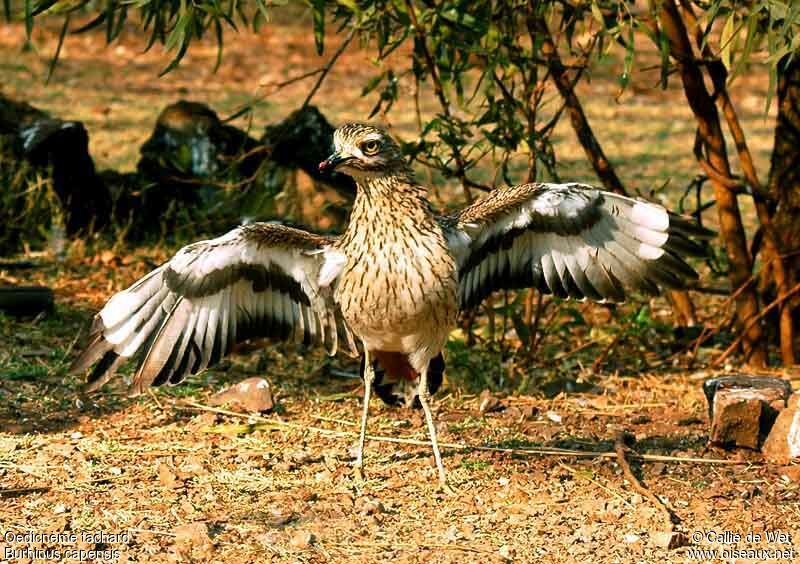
[361,140,381,155]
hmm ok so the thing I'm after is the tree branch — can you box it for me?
[654,0,766,366]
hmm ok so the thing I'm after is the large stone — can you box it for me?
[709,389,763,449]
[762,394,800,464]
[208,377,274,413]
[131,101,351,239]
[703,375,791,417]
[138,100,261,180]
[704,376,791,449]
[135,101,262,225]
[262,105,356,200]
[0,93,111,251]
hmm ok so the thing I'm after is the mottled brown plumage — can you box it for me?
[71,123,712,487]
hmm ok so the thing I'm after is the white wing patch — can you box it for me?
[317,247,347,288]
[445,183,708,309]
[71,223,357,393]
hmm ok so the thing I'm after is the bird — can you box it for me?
[70,122,712,487]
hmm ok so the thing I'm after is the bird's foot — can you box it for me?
[352,462,365,482]
[437,481,457,496]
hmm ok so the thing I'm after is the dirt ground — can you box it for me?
[2,9,800,564]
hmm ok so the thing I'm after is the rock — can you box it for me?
[498,544,515,561]
[703,375,790,418]
[479,389,501,414]
[651,531,687,549]
[208,377,274,413]
[704,376,791,449]
[173,522,214,559]
[289,530,315,549]
[138,100,260,182]
[263,105,356,200]
[709,390,763,449]
[355,497,384,515]
[0,93,111,253]
[132,100,269,239]
[132,101,353,240]
[762,394,800,464]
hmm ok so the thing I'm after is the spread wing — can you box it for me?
[442,182,713,310]
[70,223,357,393]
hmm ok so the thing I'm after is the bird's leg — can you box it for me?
[417,365,449,488]
[354,348,375,480]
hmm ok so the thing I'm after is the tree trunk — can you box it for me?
[677,0,794,364]
[655,1,767,366]
[533,17,627,196]
[767,55,800,355]
[534,15,701,327]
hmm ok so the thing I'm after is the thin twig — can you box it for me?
[558,462,633,507]
[309,414,357,427]
[301,27,356,109]
[404,0,482,201]
[0,475,124,498]
[713,281,800,367]
[262,67,323,92]
[178,401,750,466]
[332,541,493,554]
[592,333,622,372]
[614,432,677,530]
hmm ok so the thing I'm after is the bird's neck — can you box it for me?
[348,172,434,226]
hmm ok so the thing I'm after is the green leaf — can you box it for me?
[510,309,531,346]
[223,103,255,123]
[720,12,735,72]
[361,72,385,96]
[730,12,758,82]
[159,35,190,76]
[311,0,325,55]
[46,13,70,84]
[71,10,106,34]
[254,0,271,25]
[659,28,670,90]
[440,8,475,28]
[213,19,223,73]
[110,5,128,42]
[25,0,33,38]
[590,1,604,26]
[619,26,634,92]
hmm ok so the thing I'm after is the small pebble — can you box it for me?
[498,544,515,561]
[546,411,562,423]
[289,531,315,549]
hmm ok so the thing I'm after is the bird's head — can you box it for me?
[318,123,407,180]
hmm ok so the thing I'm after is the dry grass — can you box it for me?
[1,10,799,564]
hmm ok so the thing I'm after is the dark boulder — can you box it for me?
[0,94,111,251]
[263,105,356,200]
[138,100,262,183]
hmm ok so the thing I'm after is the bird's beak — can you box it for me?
[318,152,349,174]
